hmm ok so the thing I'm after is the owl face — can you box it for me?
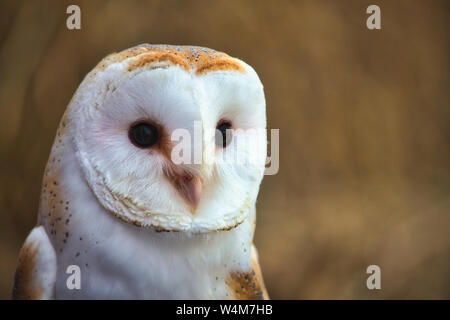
[69,45,266,232]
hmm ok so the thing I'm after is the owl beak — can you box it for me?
[165,163,204,211]
[183,175,203,211]
[172,173,203,212]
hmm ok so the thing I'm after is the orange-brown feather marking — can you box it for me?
[126,51,190,72]
[251,245,269,299]
[227,270,265,300]
[227,245,269,300]
[90,44,246,77]
[12,242,42,300]
[195,58,246,75]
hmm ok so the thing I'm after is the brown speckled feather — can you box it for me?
[91,44,246,78]
[226,245,269,300]
[12,241,42,299]
[12,226,57,300]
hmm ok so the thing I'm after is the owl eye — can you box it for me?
[215,120,233,148]
[129,122,159,148]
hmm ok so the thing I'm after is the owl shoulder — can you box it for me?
[226,244,269,300]
[12,226,57,300]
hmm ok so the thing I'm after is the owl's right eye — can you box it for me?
[215,120,233,148]
[128,122,159,148]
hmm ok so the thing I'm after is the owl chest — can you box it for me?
[55,245,224,299]
[41,162,252,299]
[51,215,250,299]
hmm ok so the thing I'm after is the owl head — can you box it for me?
[66,44,266,233]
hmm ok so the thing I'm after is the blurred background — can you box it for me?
[0,0,449,299]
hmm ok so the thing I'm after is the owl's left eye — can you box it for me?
[129,122,159,148]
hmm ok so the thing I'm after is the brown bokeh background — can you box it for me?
[0,0,449,299]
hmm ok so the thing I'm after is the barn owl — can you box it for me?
[12,44,268,299]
